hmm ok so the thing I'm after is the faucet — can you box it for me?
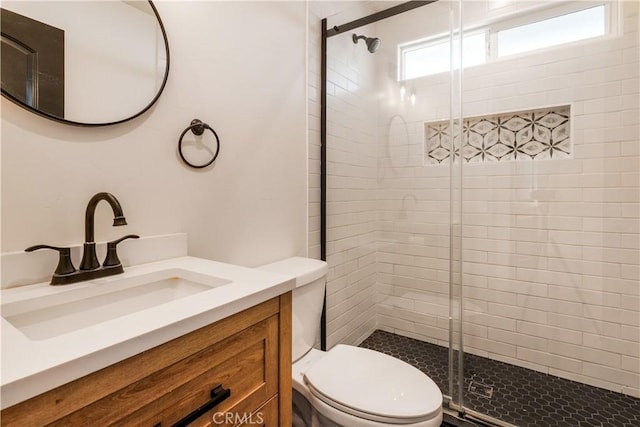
[26,192,139,285]
[79,192,128,271]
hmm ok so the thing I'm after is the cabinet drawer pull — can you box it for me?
[171,385,231,427]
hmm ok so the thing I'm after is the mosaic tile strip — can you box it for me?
[424,105,571,164]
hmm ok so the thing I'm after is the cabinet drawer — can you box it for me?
[236,395,278,427]
[52,314,279,426]
[199,395,278,427]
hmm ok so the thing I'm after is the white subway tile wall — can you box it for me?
[308,5,323,261]
[323,27,379,348]
[309,2,381,348]
[310,1,639,398]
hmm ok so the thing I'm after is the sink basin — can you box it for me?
[1,268,231,340]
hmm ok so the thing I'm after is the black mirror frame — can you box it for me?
[1,1,170,127]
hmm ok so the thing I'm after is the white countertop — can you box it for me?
[0,256,294,409]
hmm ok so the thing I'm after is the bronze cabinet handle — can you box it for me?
[171,385,231,427]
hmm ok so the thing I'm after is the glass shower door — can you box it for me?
[456,1,640,425]
[322,0,464,409]
[319,0,638,424]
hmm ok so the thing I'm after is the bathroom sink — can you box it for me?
[1,268,231,340]
[1,251,296,410]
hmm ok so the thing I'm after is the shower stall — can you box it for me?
[312,0,640,425]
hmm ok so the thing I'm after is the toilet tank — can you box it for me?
[260,257,328,362]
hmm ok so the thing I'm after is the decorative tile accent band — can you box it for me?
[424,105,571,164]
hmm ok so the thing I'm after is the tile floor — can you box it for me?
[359,330,640,427]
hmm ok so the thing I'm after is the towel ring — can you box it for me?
[178,119,220,169]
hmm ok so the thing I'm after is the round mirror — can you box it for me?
[1,1,170,126]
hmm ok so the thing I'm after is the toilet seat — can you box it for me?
[303,345,442,424]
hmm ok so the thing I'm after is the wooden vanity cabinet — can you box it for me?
[0,293,292,427]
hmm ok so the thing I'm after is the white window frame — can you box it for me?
[398,0,619,81]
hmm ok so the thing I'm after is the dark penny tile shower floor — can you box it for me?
[359,330,640,427]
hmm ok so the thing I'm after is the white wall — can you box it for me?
[1,2,308,269]
[374,0,640,397]
[325,28,380,348]
[308,1,324,262]
[309,1,381,348]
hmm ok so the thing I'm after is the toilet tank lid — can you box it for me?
[260,257,327,288]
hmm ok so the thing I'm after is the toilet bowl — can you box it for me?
[261,257,443,427]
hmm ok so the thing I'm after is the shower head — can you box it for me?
[352,33,381,53]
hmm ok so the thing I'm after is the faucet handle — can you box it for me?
[103,234,140,268]
[25,244,76,276]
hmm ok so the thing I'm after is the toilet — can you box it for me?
[261,257,443,427]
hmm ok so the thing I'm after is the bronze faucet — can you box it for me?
[26,192,139,285]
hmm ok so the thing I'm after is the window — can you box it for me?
[400,32,486,80]
[496,5,606,57]
[400,2,613,81]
